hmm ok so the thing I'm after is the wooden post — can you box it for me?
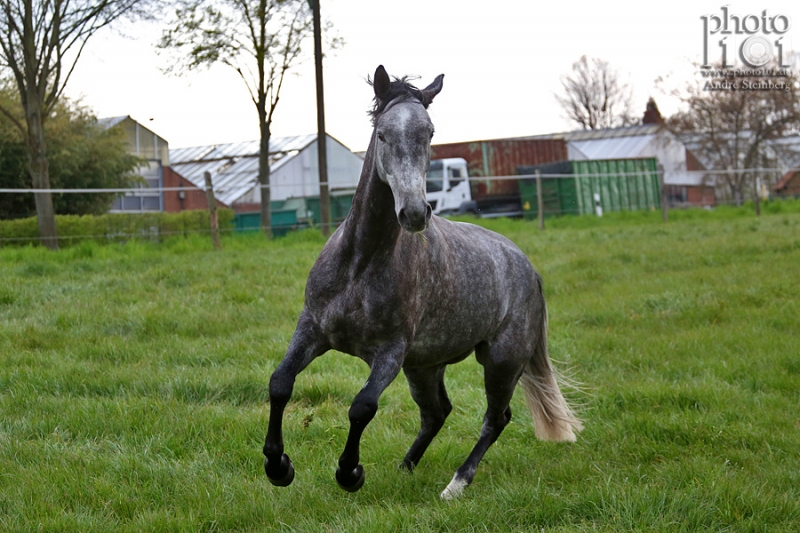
[535,169,545,230]
[753,171,762,216]
[204,171,221,251]
[658,163,668,222]
[311,0,331,236]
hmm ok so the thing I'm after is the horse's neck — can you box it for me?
[339,136,401,261]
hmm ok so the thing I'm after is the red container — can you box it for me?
[431,138,567,207]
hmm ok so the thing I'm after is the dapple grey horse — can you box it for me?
[263,65,582,500]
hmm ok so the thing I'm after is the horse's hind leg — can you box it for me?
[440,345,522,500]
[264,312,329,487]
[400,366,452,471]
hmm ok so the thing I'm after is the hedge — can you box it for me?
[0,209,234,247]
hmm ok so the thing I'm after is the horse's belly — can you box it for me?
[404,316,495,367]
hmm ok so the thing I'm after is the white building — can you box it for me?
[98,115,170,212]
[532,124,715,206]
[169,134,364,211]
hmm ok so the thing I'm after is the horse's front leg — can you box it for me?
[264,312,329,487]
[335,341,406,492]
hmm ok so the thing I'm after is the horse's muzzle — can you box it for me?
[398,202,432,233]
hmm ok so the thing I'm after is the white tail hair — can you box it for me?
[519,304,583,441]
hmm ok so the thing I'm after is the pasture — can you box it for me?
[1,207,799,532]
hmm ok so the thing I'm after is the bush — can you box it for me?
[0,209,234,248]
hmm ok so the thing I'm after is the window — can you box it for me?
[427,160,444,193]
[110,161,163,213]
[448,166,464,189]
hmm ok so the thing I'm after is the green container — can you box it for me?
[233,208,297,237]
[306,193,355,225]
[235,192,354,236]
[519,161,580,218]
[518,158,661,217]
[332,194,354,221]
[572,158,661,215]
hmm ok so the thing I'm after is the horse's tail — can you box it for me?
[519,291,583,442]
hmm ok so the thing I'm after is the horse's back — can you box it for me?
[427,217,538,292]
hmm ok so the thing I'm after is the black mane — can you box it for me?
[367,76,426,125]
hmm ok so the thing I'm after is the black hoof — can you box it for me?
[265,454,295,487]
[398,459,415,472]
[335,464,365,492]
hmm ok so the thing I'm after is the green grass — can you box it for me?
[1,209,799,532]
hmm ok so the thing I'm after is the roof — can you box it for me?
[98,115,170,165]
[568,133,658,160]
[519,124,670,160]
[679,132,800,171]
[526,124,663,142]
[170,134,318,206]
[773,169,800,192]
[97,116,129,129]
[97,115,165,140]
[766,135,800,169]
[561,124,664,142]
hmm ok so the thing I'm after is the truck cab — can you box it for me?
[426,158,476,215]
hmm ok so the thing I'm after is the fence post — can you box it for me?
[535,169,545,230]
[753,171,762,216]
[657,163,668,222]
[204,171,221,251]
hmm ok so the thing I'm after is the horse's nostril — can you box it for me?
[398,203,429,232]
[398,208,410,228]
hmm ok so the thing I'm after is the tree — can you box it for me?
[555,55,636,130]
[666,59,800,206]
[0,86,144,220]
[158,0,337,238]
[0,0,152,249]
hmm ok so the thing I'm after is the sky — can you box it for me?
[65,0,798,152]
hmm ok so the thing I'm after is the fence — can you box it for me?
[0,209,235,247]
[1,166,797,247]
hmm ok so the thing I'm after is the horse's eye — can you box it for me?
[430,131,435,140]
[378,132,386,142]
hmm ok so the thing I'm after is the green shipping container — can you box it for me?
[518,158,661,218]
[233,192,355,237]
[518,161,579,219]
[233,208,297,237]
[306,192,355,225]
[572,158,661,215]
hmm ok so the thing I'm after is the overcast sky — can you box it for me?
[65,0,798,152]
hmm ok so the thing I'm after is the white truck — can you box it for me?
[425,158,479,216]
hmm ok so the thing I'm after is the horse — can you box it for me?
[263,65,582,500]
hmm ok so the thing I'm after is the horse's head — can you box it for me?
[371,65,444,233]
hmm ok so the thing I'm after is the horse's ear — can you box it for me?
[420,74,444,107]
[373,65,391,101]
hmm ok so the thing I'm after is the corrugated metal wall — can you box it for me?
[572,158,661,214]
[517,158,662,216]
[431,138,567,204]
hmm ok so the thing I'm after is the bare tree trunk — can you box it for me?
[26,99,58,250]
[258,121,273,239]
[731,170,744,207]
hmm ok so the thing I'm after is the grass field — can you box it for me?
[1,206,799,532]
